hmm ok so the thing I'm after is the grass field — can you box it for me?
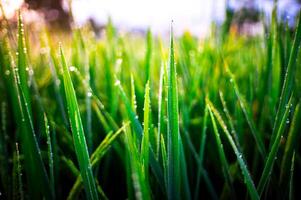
[0,5,301,200]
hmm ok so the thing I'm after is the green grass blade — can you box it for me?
[257,96,293,196]
[141,81,151,182]
[271,11,301,148]
[44,114,55,198]
[157,65,165,157]
[180,138,191,200]
[17,11,31,113]
[10,19,52,199]
[13,143,24,200]
[207,100,259,200]
[116,78,164,189]
[219,91,241,150]
[207,100,235,198]
[167,23,180,200]
[60,45,98,200]
[226,66,266,158]
[280,102,301,183]
[68,122,129,199]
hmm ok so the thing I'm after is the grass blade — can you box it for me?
[141,81,151,182]
[167,22,180,200]
[257,96,293,196]
[207,99,259,200]
[207,100,235,198]
[280,102,301,183]
[271,10,301,148]
[13,143,24,200]
[60,45,98,200]
[44,114,55,198]
[225,66,266,158]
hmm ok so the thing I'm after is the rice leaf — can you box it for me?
[207,99,259,200]
[257,96,293,196]
[167,22,180,200]
[60,45,98,200]
[271,10,301,148]
[207,100,235,198]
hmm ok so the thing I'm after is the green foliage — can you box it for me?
[0,7,301,200]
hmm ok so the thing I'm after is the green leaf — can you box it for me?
[167,23,180,200]
[257,96,293,196]
[60,45,98,200]
[207,99,259,200]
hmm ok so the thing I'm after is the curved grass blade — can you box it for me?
[257,96,293,196]
[207,99,259,200]
[60,46,98,200]
[271,10,301,148]
[280,102,301,183]
[167,22,180,200]
[219,91,241,150]
[67,122,130,199]
[207,101,235,198]
[225,66,266,158]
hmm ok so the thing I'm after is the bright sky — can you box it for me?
[2,0,300,36]
[71,0,226,36]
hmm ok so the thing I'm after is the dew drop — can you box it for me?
[114,79,121,86]
[87,91,92,97]
[69,66,76,72]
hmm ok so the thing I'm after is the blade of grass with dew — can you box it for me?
[67,122,129,199]
[271,10,301,148]
[124,121,151,200]
[44,114,55,198]
[157,65,165,157]
[131,74,138,114]
[141,81,150,183]
[60,46,98,200]
[225,65,266,158]
[207,99,259,200]
[13,143,24,200]
[219,91,241,150]
[74,29,93,153]
[257,95,293,196]
[43,31,69,127]
[17,11,31,113]
[116,78,164,189]
[10,27,52,200]
[166,22,181,200]
[207,100,235,198]
[280,102,301,183]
